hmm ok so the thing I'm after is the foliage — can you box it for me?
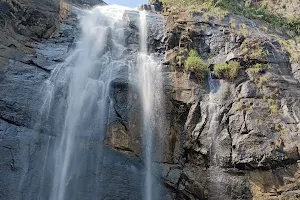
[156,0,300,35]
[239,23,249,37]
[237,103,242,111]
[248,63,268,74]
[264,98,279,114]
[240,39,268,60]
[275,124,288,134]
[255,76,267,89]
[229,18,236,30]
[156,0,229,19]
[184,49,209,79]
[214,61,240,80]
[215,0,300,36]
[277,38,300,62]
[269,104,278,114]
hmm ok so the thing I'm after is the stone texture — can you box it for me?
[158,9,300,200]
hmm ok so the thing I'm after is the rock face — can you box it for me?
[0,0,105,73]
[158,9,300,200]
[1,1,300,200]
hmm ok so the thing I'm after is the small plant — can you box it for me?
[214,61,240,80]
[237,103,243,111]
[240,39,268,61]
[184,49,209,79]
[277,38,300,63]
[239,23,249,37]
[229,18,236,30]
[267,98,276,105]
[275,124,288,134]
[258,119,263,125]
[267,98,279,114]
[248,63,268,74]
[245,106,253,112]
[269,104,278,114]
[274,137,282,148]
[264,97,280,115]
[256,76,267,89]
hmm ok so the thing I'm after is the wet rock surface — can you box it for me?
[0,4,166,200]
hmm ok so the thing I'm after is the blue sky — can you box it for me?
[105,0,147,8]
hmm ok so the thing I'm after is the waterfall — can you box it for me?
[138,10,165,200]
[36,5,166,200]
[207,72,220,164]
[138,11,153,200]
[40,5,131,200]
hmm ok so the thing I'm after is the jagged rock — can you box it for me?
[238,81,257,98]
[161,8,300,199]
[1,0,300,199]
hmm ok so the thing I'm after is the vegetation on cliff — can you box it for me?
[184,49,209,79]
[214,61,240,81]
[151,0,300,36]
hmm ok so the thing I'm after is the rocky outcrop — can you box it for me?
[138,1,163,12]
[157,8,300,200]
[0,0,105,73]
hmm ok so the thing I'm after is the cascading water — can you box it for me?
[39,5,138,200]
[34,4,167,200]
[207,73,220,163]
[208,73,219,129]
[138,10,165,200]
[138,11,153,200]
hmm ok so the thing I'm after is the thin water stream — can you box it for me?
[138,10,165,200]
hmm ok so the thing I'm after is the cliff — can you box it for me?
[0,0,105,73]
[151,0,300,199]
[0,0,300,200]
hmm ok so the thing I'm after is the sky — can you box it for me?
[104,0,147,8]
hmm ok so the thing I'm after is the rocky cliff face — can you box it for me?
[1,0,300,200]
[155,3,300,199]
[0,0,105,73]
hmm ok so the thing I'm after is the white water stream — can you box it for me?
[138,10,165,200]
[38,5,165,200]
[41,6,130,200]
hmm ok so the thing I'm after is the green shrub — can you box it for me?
[158,0,300,36]
[265,98,279,114]
[240,39,268,60]
[155,0,229,19]
[184,49,209,79]
[278,38,300,62]
[215,0,300,36]
[239,23,249,37]
[256,76,267,89]
[248,63,268,74]
[214,61,240,80]
[269,104,278,114]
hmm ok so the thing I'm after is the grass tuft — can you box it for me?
[184,49,209,80]
[214,61,240,80]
